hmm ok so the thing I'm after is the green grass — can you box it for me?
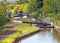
[14,23,36,34]
[0,23,36,43]
[0,32,20,43]
[22,18,32,22]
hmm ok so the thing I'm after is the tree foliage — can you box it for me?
[28,0,43,12]
[41,0,60,14]
[0,2,8,26]
[0,0,60,26]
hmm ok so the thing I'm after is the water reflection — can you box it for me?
[18,29,60,43]
[53,30,60,43]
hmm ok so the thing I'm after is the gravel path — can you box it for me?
[0,23,16,40]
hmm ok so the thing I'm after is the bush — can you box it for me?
[0,12,8,26]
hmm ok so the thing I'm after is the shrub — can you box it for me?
[0,12,8,26]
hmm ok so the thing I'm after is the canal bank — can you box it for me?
[13,28,41,43]
[0,23,36,43]
[1,22,60,43]
[18,29,60,43]
[12,28,54,43]
[54,25,60,32]
[12,26,55,43]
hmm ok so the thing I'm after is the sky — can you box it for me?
[0,0,16,2]
[7,0,15,2]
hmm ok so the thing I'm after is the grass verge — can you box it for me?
[0,23,36,43]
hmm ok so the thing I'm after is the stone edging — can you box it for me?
[12,29,41,43]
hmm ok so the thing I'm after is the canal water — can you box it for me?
[18,29,60,43]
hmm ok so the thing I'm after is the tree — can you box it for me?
[36,0,43,9]
[16,0,28,4]
[0,2,8,26]
[41,0,60,14]
[49,0,60,14]
[28,0,43,13]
